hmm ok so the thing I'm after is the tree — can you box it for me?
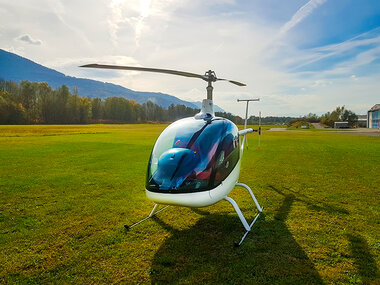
[0,91,26,124]
[78,97,92,123]
[56,85,70,122]
[91,98,103,120]
[38,82,53,123]
[342,110,358,127]
[304,113,319,123]
[321,106,357,127]
[19,81,39,123]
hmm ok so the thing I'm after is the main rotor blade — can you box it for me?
[80,64,205,80]
[80,64,246,86]
[217,78,246,86]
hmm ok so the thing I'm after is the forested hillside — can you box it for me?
[0,49,225,111]
[0,80,201,124]
[1,80,306,125]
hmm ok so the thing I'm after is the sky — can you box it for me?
[1,0,379,117]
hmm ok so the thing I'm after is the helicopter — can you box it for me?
[80,64,263,246]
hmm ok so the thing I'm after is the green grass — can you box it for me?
[0,124,379,284]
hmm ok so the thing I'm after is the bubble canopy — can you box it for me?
[146,117,240,193]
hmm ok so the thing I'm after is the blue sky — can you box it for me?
[0,0,379,116]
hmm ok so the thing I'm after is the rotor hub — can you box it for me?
[204,70,217,82]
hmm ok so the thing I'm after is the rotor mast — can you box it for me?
[195,70,217,119]
[204,70,216,101]
[207,81,213,100]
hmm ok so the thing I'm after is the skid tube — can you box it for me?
[225,182,263,247]
[124,204,169,230]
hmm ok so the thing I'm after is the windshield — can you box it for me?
[146,117,239,193]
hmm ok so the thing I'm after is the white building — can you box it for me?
[334,121,349,129]
[368,104,380,128]
[357,115,367,128]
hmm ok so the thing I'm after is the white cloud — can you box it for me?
[289,30,380,71]
[279,0,328,36]
[108,0,156,47]
[16,34,42,45]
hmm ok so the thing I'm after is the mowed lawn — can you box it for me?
[0,124,379,284]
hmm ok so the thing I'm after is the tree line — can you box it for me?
[0,80,205,124]
[0,80,359,126]
[319,106,358,127]
[286,106,359,128]
[246,107,359,128]
[0,80,251,124]
[247,115,295,125]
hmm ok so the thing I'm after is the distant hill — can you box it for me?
[191,101,225,113]
[0,49,224,111]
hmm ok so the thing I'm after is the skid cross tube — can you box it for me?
[224,182,263,246]
[124,204,169,230]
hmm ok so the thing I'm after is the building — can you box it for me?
[368,104,380,128]
[357,115,367,128]
[334,121,349,129]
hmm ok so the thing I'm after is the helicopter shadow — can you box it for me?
[268,185,349,215]
[346,233,379,283]
[149,188,324,284]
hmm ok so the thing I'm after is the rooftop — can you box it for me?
[369,104,380,112]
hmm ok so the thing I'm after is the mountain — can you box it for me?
[191,101,225,113]
[0,49,223,111]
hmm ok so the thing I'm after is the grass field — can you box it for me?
[0,124,379,284]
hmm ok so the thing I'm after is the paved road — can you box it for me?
[267,127,380,137]
[268,128,287,131]
[333,128,380,137]
[311,123,324,129]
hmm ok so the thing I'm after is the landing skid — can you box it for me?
[125,183,263,247]
[124,204,169,230]
[224,182,263,247]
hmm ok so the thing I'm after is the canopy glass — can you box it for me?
[146,117,239,193]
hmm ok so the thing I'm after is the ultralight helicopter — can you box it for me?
[80,64,263,246]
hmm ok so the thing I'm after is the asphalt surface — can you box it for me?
[268,127,380,137]
[311,123,324,129]
[333,128,380,137]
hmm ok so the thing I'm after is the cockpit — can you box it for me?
[146,117,240,193]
